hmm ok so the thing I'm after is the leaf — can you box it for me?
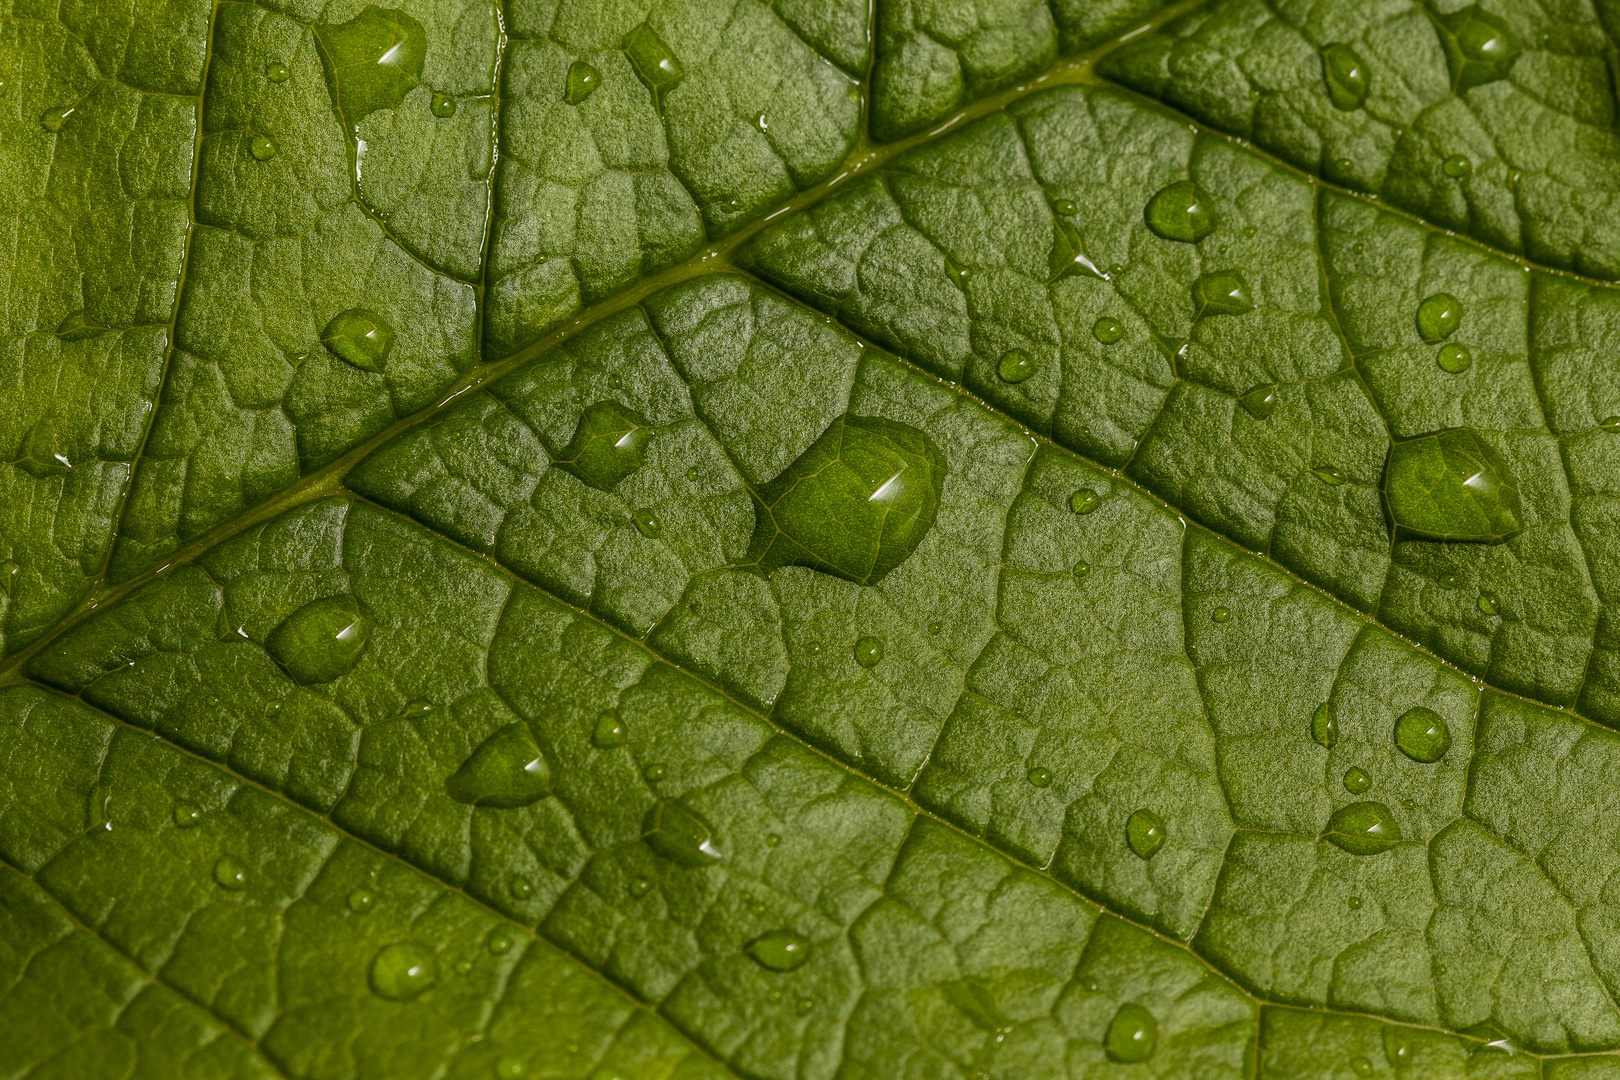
[8,0,1620,1076]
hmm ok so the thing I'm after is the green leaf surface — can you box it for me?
[11,0,1620,1076]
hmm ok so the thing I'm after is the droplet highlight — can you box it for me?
[644,800,722,866]
[1394,706,1451,763]
[1104,1002,1158,1063]
[266,595,372,684]
[1324,801,1402,855]
[1126,808,1166,860]
[445,723,550,808]
[320,308,394,372]
[748,929,812,972]
[509,876,532,900]
[624,22,683,98]
[1211,606,1231,623]
[1144,180,1214,243]
[1416,292,1463,343]
[266,60,291,83]
[174,803,202,829]
[369,941,438,1000]
[39,105,73,132]
[854,636,884,668]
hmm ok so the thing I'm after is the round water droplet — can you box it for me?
[214,855,248,890]
[1126,808,1166,859]
[765,833,781,847]
[685,465,700,481]
[1478,592,1498,615]
[266,61,290,82]
[495,1058,526,1080]
[592,712,625,748]
[795,997,814,1015]
[509,876,533,900]
[1071,488,1101,514]
[1144,180,1214,243]
[1416,292,1463,342]
[1394,706,1451,762]
[748,929,812,971]
[1321,43,1370,110]
[854,636,884,668]
[1324,801,1402,855]
[1437,343,1472,373]
[369,941,438,1000]
[629,877,652,898]
[486,929,513,955]
[445,723,550,808]
[1383,1027,1411,1066]
[1105,1002,1158,1063]
[1311,702,1339,748]
[1348,895,1363,910]
[644,763,665,782]
[320,308,394,372]
[997,349,1035,384]
[1092,316,1124,344]
[1599,415,1620,432]
[1350,1055,1373,1077]
[174,802,202,828]
[266,595,371,684]
[1073,561,1090,584]
[631,508,662,538]
[1312,465,1346,486]
[1211,606,1231,623]
[928,620,944,634]
[1192,270,1254,316]
[430,92,456,117]
[348,888,376,913]
[1343,766,1372,794]
[454,959,472,974]
[250,134,278,161]
[644,800,722,866]
[1442,153,1472,178]
[1027,765,1052,788]
[39,105,73,132]
[1239,385,1278,420]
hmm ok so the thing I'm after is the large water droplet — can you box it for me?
[17,417,73,477]
[445,723,550,808]
[1092,316,1124,344]
[1312,702,1338,747]
[565,59,601,104]
[624,22,683,97]
[1192,270,1254,316]
[1144,180,1214,243]
[592,712,626,748]
[39,105,73,132]
[1324,801,1402,855]
[854,636,883,668]
[1437,343,1472,373]
[1442,153,1472,178]
[631,508,662,538]
[644,800,722,866]
[1071,488,1101,514]
[1384,428,1523,543]
[369,941,438,1000]
[997,349,1035,383]
[320,308,394,372]
[1436,5,1522,91]
[1394,706,1451,762]
[1599,415,1620,433]
[250,134,277,161]
[1321,43,1369,110]
[1126,808,1166,860]
[1105,1002,1158,1063]
[1477,592,1498,616]
[1312,465,1347,486]
[1417,292,1463,343]
[1343,766,1372,794]
[747,414,946,586]
[348,888,376,913]
[266,60,291,83]
[1239,385,1278,420]
[266,595,372,684]
[748,929,812,971]
[214,855,248,890]
[1027,765,1052,788]
[553,401,653,492]
[430,92,456,117]
[315,5,427,126]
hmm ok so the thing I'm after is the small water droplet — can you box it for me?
[644,800,722,866]
[685,465,700,481]
[509,876,533,900]
[250,133,278,161]
[1394,706,1451,762]
[565,58,601,104]
[265,61,291,82]
[1192,270,1254,316]
[1073,561,1091,584]
[1442,153,1472,178]
[1071,488,1101,514]
[1105,1002,1158,1062]
[1599,415,1620,432]
[1416,292,1463,342]
[1312,465,1347,486]
[495,1058,526,1080]
[267,595,371,684]
[644,763,665,782]
[1383,1027,1411,1066]
[454,959,472,974]
[214,855,248,890]
[1321,43,1370,110]
[1478,592,1498,615]
[347,888,376,913]
[1437,343,1472,373]
[592,712,625,748]
[320,308,394,372]
[1027,765,1052,788]
[854,636,884,668]
[1239,385,1278,419]
[1211,606,1231,623]
[430,92,456,117]
[1092,316,1124,344]
[39,105,74,132]
[1126,808,1166,859]
[629,877,652,898]
[1312,702,1338,748]
[17,416,73,475]
[928,620,943,634]
[748,929,812,971]
[1348,895,1363,909]
[1350,1055,1373,1077]
[1324,801,1402,855]
[795,997,814,1015]
[1053,199,1077,215]
[997,349,1035,384]
[632,508,663,538]
[1144,180,1214,243]
[486,929,513,955]
[446,723,549,808]
[369,941,438,1000]
[765,833,781,847]
[624,21,683,95]
[1343,766,1372,794]
[174,803,202,828]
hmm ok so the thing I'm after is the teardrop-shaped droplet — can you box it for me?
[266,595,371,684]
[1311,702,1338,748]
[997,349,1035,383]
[624,22,683,94]
[1437,5,1521,90]
[1105,1002,1158,1063]
[1599,415,1620,433]
[509,876,532,899]
[174,802,202,829]
[266,60,291,82]
[565,59,601,104]
[1478,592,1498,616]
[1384,427,1523,542]
[1053,199,1078,215]
[1071,488,1101,514]
[1416,292,1463,343]
[748,929,812,971]
[1312,465,1347,486]
[554,400,654,492]
[320,308,394,372]
[1027,765,1052,788]
[445,723,550,808]
[1324,801,1402,855]
[348,887,376,913]
[1239,385,1278,419]
[214,855,248,890]
[430,92,456,117]
[369,941,438,1000]
[17,417,73,477]
[250,133,278,161]
[1126,808,1166,860]
[1394,706,1451,762]
[1437,343,1472,373]
[1144,180,1214,243]
[1383,1027,1412,1067]
[644,800,722,866]
[1192,270,1254,316]
[592,712,625,748]
[39,105,73,132]
[314,6,427,125]
[1092,316,1124,344]
[1343,766,1372,794]
[1321,43,1369,110]
[854,635,883,668]
[631,508,663,539]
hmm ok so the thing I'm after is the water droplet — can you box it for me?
[1313,465,1347,486]
[1437,343,1472,373]
[16,417,72,477]
[1350,1055,1373,1077]
[509,876,533,900]
[1126,808,1166,859]
[750,413,946,586]
[174,803,202,828]
[1192,270,1254,316]
[564,58,601,104]
[266,595,371,684]
[644,800,722,866]
[624,21,683,96]
[631,508,662,538]
[592,713,625,748]
[1383,1027,1411,1066]
[250,132,278,161]
[315,6,427,126]
[997,349,1036,384]
[1321,43,1370,110]
[1599,415,1620,432]
[1239,385,1278,419]
[854,636,884,668]
[445,723,549,808]
[430,92,456,117]
[1348,895,1363,909]
[1478,592,1498,615]
[1073,561,1090,584]
[369,941,438,1000]
[486,929,513,955]
[454,959,472,974]
[1394,706,1451,762]
[1092,316,1124,344]
[39,105,73,132]
[1312,702,1338,748]
[1027,765,1052,788]
[1071,488,1101,514]
[266,60,290,82]
[214,855,248,890]
[644,763,665,782]
[1324,801,1402,855]
[1211,606,1231,623]
[1385,428,1523,542]
[928,620,944,634]
[629,877,652,898]
[1104,1002,1158,1062]
[55,309,111,342]
[795,997,814,1015]
[1416,292,1463,343]
[320,308,394,372]
[1442,153,1472,178]
[1437,5,1521,90]
[553,401,654,492]
[1439,573,1461,589]
[1144,180,1214,243]
[748,929,812,971]
[765,833,781,847]
[1343,766,1372,794]
[495,1058,526,1080]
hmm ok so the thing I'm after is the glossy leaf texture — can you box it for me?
[10,0,1620,1078]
